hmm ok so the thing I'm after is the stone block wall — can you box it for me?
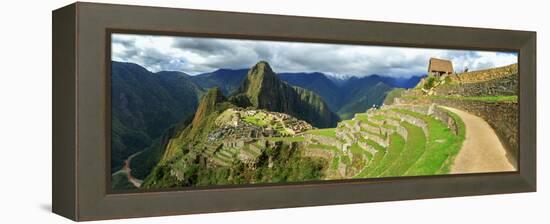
[395,125,408,140]
[398,97,518,163]
[386,111,429,137]
[364,132,389,147]
[303,148,334,160]
[358,141,379,154]
[305,134,344,149]
[359,122,381,134]
[436,74,517,97]
[387,104,461,136]
[450,63,517,84]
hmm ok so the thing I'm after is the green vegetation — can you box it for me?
[351,107,466,179]
[380,122,426,177]
[308,143,340,153]
[364,133,406,177]
[111,61,204,174]
[266,136,305,142]
[354,140,386,177]
[383,88,405,105]
[306,128,337,138]
[354,114,380,127]
[447,95,517,102]
[111,171,136,190]
[243,115,270,127]
[423,76,437,89]
[403,95,518,103]
[331,156,340,170]
[437,109,466,173]
[391,109,465,175]
[142,141,327,188]
[114,57,517,192]
[337,82,392,120]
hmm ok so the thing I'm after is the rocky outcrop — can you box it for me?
[231,61,340,128]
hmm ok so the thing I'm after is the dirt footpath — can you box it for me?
[441,106,516,174]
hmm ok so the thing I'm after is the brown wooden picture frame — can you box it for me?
[52,2,536,221]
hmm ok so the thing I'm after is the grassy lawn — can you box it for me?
[381,123,397,130]
[351,108,465,178]
[355,114,381,127]
[307,143,340,153]
[361,133,405,177]
[354,113,369,122]
[435,108,466,173]
[349,143,373,160]
[361,128,383,138]
[354,139,386,178]
[393,109,465,176]
[379,121,427,177]
[243,115,269,127]
[266,136,305,142]
[371,114,386,120]
[306,128,337,138]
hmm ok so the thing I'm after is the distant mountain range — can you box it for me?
[191,67,423,119]
[111,60,423,179]
[111,61,204,173]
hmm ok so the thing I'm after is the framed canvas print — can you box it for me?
[52,2,536,221]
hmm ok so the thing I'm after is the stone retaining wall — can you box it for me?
[379,126,394,136]
[431,106,460,135]
[388,104,459,135]
[398,97,518,163]
[450,63,517,84]
[363,132,389,147]
[303,148,334,160]
[305,135,343,149]
[386,111,429,137]
[358,141,379,154]
[437,74,517,97]
[368,118,384,126]
[359,122,381,134]
[386,118,400,127]
[396,125,408,140]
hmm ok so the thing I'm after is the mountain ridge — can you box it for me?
[110,61,205,173]
[190,66,423,117]
[230,61,339,128]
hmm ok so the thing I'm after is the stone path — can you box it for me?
[441,106,516,173]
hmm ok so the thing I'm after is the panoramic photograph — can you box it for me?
[110,33,519,190]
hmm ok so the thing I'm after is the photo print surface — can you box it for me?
[110,33,518,190]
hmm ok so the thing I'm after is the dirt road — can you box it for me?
[441,106,516,173]
[122,151,144,188]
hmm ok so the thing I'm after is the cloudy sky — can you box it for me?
[112,33,517,78]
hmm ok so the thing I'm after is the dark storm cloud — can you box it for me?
[171,38,237,56]
[111,34,518,78]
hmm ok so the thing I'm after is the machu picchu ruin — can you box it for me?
[110,37,519,191]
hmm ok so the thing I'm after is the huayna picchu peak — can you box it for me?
[231,61,339,128]
[109,34,519,192]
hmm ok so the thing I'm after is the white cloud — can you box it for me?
[112,33,518,78]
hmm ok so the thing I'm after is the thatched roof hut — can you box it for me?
[428,58,454,76]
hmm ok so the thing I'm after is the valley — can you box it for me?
[111,60,519,190]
